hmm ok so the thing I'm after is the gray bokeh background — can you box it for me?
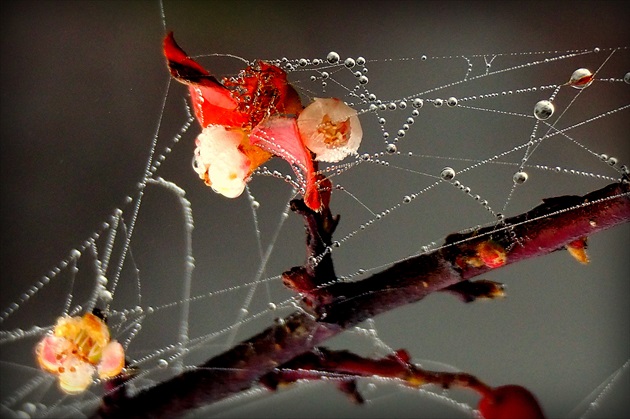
[1,1,629,417]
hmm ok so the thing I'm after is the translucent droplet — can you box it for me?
[326,51,340,64]
[360,153,371,161]
[70,249,81,259]
[447,97,458,107]
[98,289,112,302]
[403,196,412,204]
[421,55,428,61]
[344,57,356,68]
[607,156,618,166]
[386,144,397,154]
[569,68,593,89]
[388,102,397,110]
[157,359,169,369]
[397,130,405,138]
[321,71,329,80]
[298,58,308,67]
[21,403,36,416]
[268,302,277,311]
[97,275,108,286]
[368,93,376,101]
[599,153,609,161]
[440,167,456,181]
[378,117,386,125]
[358,75,369,85]
[412,98,424,108]
[312,58,321,66]
[624,72,630,84]
[513,171,529,184]
[251,200,260,209]
[533,100,554,120]
[433,98,444,107]
[398,101,407,109]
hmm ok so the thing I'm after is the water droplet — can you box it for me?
[440,167,456,181]
[388,102,397,110]
[412,98,424,108]
[398,101,407,109]
[326,51,340,64]
[607,156,618,166]
[21,403,36,416]
[386,144,397,154]
[312,58,321,66]
[344,57,356,68]
[447,97,458,107]
[360,153,371,161]
[268,302,277,311]
[251,200,260,209]
[593,47,600,53]
[158,359,169,369]
[569,68,593,89]
[358,75,369,85]
[534,100,554,120]
[397,130,405,138]
[421,55,428,61]
[513,171,529,184]
[599,153,609,161]
[403,196,412,204]
[624,72,630,84]
[97,275,108,286]
[406,117,415,124]
[433,98,444,107]
[378,117,386,125]
[100,289,113,302]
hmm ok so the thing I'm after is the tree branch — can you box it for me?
[94,181,630,418]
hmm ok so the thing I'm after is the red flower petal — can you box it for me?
[163,32,248,128]
[249,117,321,211]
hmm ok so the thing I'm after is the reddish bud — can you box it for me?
[478,385,545,419]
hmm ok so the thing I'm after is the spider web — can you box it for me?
[1,1,629,418]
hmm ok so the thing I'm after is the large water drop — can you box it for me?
[533,100,554,120]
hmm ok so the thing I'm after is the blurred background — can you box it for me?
[1,1,629,417]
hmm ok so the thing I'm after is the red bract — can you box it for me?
[249,116,321,210]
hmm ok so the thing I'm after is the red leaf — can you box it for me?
[249,117,321,211]
[163,32,247,128]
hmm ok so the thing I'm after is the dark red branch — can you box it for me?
[93,181,630,418]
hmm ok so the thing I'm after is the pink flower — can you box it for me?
[35,313,125,394]
[298,98,362,163]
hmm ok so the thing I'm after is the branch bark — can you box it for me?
[94,181,630,418]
